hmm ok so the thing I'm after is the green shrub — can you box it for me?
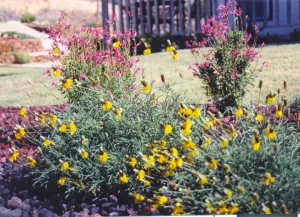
[14,52,31,64]
[20,13,36,23]
[1,31,36,39]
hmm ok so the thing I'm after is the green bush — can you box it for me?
[14,52,31,64]
[1,31,36,39]
[20,13,36,23]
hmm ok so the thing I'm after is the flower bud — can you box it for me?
[259,80,263,89]
[284,80,287,89]
[160,74,165,83]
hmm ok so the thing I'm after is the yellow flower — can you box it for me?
[160,140,167,149]
[60,161,69,172]
[98,151,109,163]
[58,177,66,186]
[237,185,245,193]
[142,84,151,94]
[298,112,300,121]
[69,123,77,135]
[120,173,129,184]
[157,195,168,205]
[59,124,67,133]
[182,127,191,136]
[172,53,179,60]
[81,150,89,159]
[202,137,212,147]
[229,131,238,139]
[113,41,121,48]
[197,175,209,185]
[252,137,261,151]
[81,136,88,145]
[266,127,276,140]
[220,138,229,148]
[51,115,57,125]
[275,107,283,118]
[53,69,61,77]
[18,107,26,116]
[170,147,178,156]
[173,203,184,215]
[114,108,123,121]
[43,139,53,147]
[164,170,174,177]
[263,206,272,214]
[164,125,173,136]
[103,101,113,112]
[9,150,20,162]
[183,119,193,129]
[183,137,195,149]
[29,158,37,168]
[262,172,275,186]
[208,159,218,169]
[255,113,264,122]
[168,158,177,170]
[14,127,26,140]
[52,47,60,55]
[166,45,175,52]
[143,48,151,55]
[176,157,183,167]
[191,107,201,118]
[62,79,73,89]
[157,154,167,164]
[228,203,239,214]
[129,157,137,168]
[144,155,155,169]
[235,107,243,117]
[143,180,151,186]
[224,189,232,199]
[133,193,145,203]
[137,170,145,181]
[266,94,276,104]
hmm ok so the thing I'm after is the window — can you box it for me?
[243,0,273,21]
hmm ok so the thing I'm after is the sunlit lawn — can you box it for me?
[0,43,300,107]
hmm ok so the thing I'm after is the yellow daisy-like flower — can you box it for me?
[197,175,209,185]
[183,119,193,129]
[252,137,261,151]
[266,95,275,105]
[69,123,77,135]
[275,108,283,118]
[266,127,276,140]
[98,151,109,163]
[120,173,129,184]
[173,203,184,215]
[157,195,168,205]
[235,106,243,117]
[202,137,212,147]
[160,140,167,149]
[53,69,61,77]
[137,170,145,181]
[81,136,88,145]
[59,124,67,133]
[170,147,178,156]
[14,127,26,140]
[263,206,272,214]
[143,179,151,186]
[183,137,196,149]
[182,127,192,136]
[143,48,151,55]
[81,150,89,159]
[18,107,26,116]
[229,131,238,139]
[43,139,53,147]
[52,47,60,55]
[229,203,239,214]
[168,158,177,170]
[176,157,183,167]
[114,108,123,121]
[62,79,73,89]
[50,115,57,125]
[164,124,173,136]
[113,41,121,48]
[164,170,174,177]
[166,45,175,52]
[172,53,179,60]
[262,172,275,186]
[157,154,167,164]
[58,177,66,186]
[191,107,201,118]
[103,101,113,112]
[208,159,218,169]
[224,189,232,199]
[129,157,137,168]
[29,158,37,168]
[220,138,229,148]
[133,193,145,203]
[142,84,151,94]
[9,150,20,162]
[297,112,300,121]
[60,161,69,172]
[255,113,264,122]
[144,155,155,169]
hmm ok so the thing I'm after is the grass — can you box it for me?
[0,43,300,106]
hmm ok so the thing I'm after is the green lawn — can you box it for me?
[1,43,300,106]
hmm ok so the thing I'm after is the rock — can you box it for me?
[0,206,11,217]
[38,208,55,217]
[75,208,89,217]
[61,211,70,217]
[91,214,102,217]
[127,208,138,216]
[116,206,127,215]
[98,198,108,205]
[1,188,10,195]
[22,209,31,217]
[109,212,119,216]
[90,206,100,215]
[101,202,113,211]
[10,208,22,217]
[100,210,108,216]
[7,197,30,210]
[109,195,118,204]
[31,209,39,217]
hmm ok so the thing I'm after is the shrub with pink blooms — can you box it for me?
[46,13,141,103]
[189,2,263,108]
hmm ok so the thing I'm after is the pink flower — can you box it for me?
[79,74,87,80]
[230,50,240,56]
[263,62,268,67]
[43,69,51,76]
[50,81,57,86]
[230,69,240,79]
[261,42,265,48]
[106,38,112,45]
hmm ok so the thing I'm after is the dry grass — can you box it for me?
[0,44,299,107]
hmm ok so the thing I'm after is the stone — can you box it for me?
[0,206,11,217]
[90,206,100,215]
[7,197,30,210]
[101,202,113,211]
[31,209,39,217]
[10,208,22,217]
[38,208,54,217]
[61,211,70,217]
[100,210,108,216]
[127,208,138,216]
[98,198,108,205]
[109,195,118,204]
[116,205,127,215]
[109,212,119,216]
[21,209,31,217]
[75,208,89,217]
[91,214,102,217]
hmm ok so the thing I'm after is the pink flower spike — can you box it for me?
[50,81,57,86]
[43,69,51,76]
[79,74,88,80]
[263,62,268,68]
